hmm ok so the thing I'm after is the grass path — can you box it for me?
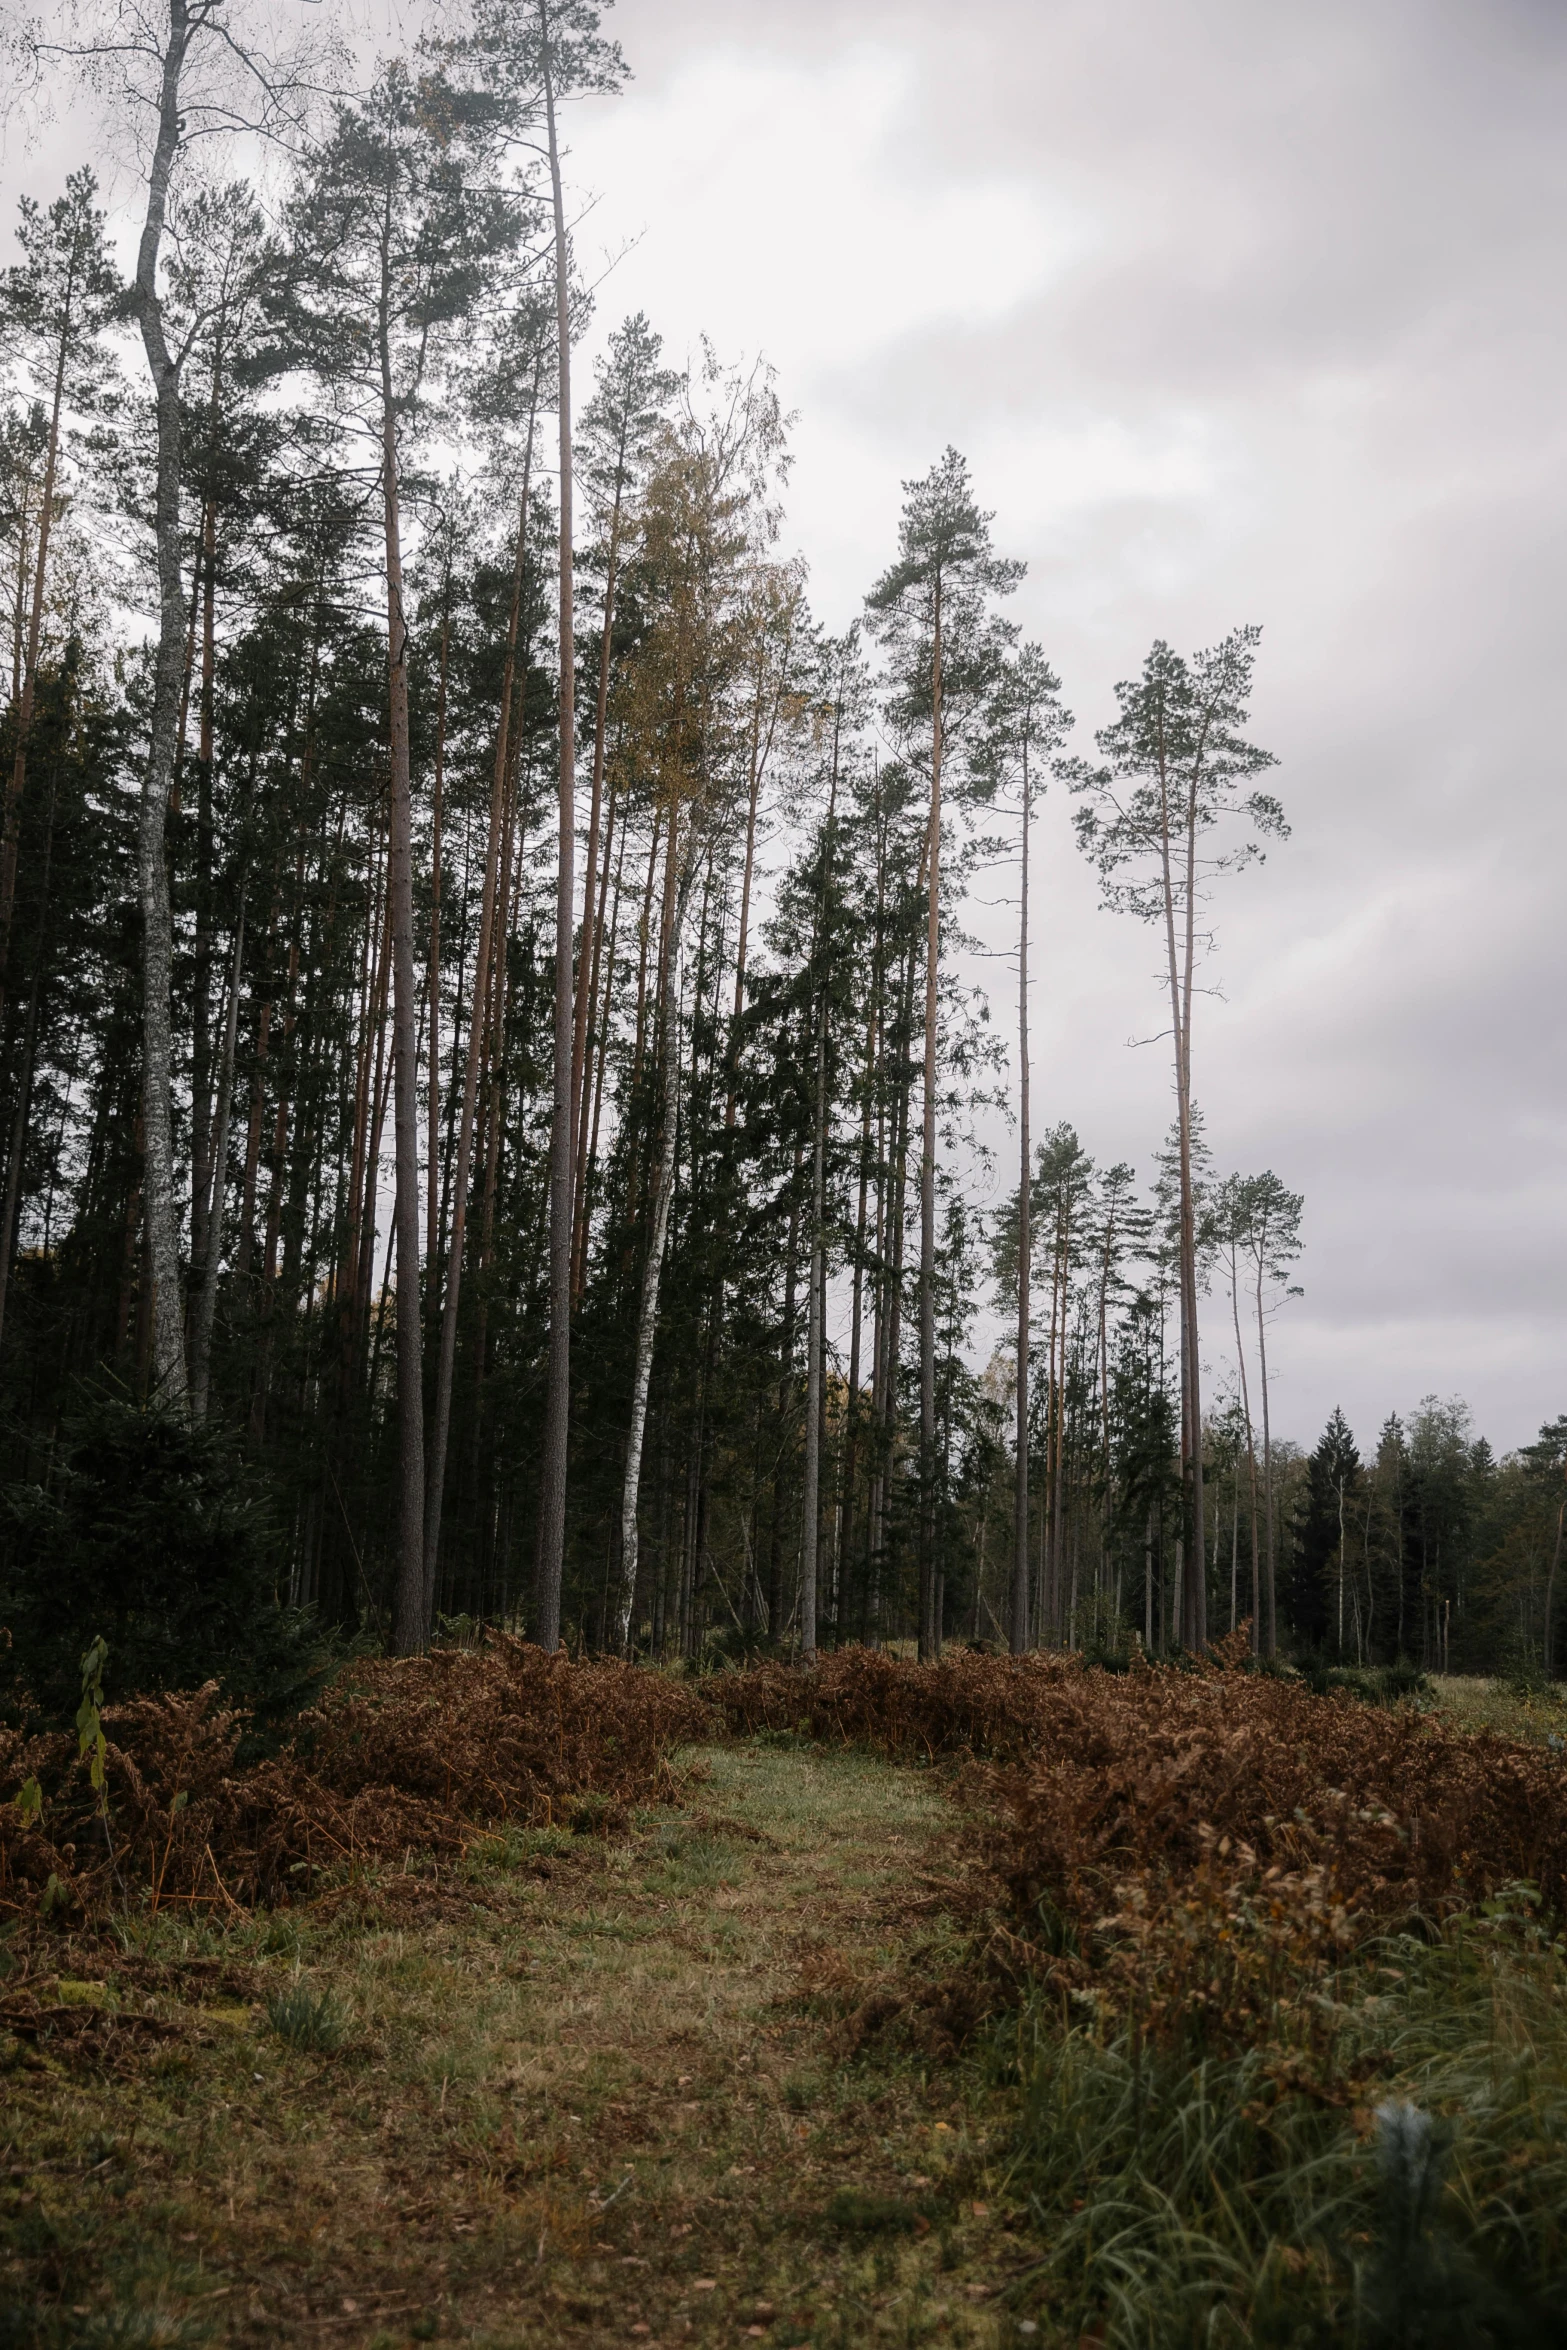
[2,1743,1028,2349]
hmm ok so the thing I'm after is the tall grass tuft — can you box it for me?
[1003,1912,1567,2346]
[265,1978,345,2053]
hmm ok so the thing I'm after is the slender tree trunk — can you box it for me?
[0,262,74,1010]
[1229,1246,1262,1651]
[424,438,535,1618]
[570,490,621,1236]
[800,776,838,1662]
[0,770,59,1350]
[427,597,450,1277]
[579,807,626,1289]
[131,14,194,1405]
[615,833,688,1650]
[188,482,219,1285]
[380,280,427,1656]
[1012,733,1031,1654]
[1544,1496,1566,1682]
[190,893,245,1422]
[1254,1241,1278,1657]
[918,579,943,1660]
[534,22,576,1650]
[724,614,794,1126]
[839,983,876,1621]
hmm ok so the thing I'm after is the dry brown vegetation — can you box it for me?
[0,1640,704,1922]
[710,1644,1567,2042]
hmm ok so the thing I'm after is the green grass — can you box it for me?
[1001,1899,1567,2346]
[0,1743,1015,2347]
[264,1978,345,2051]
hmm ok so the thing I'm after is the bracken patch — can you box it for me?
[0,1637,705,1920]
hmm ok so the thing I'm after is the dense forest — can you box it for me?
[0,0,1560,1689]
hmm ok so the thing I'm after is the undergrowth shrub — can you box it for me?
[712,1645,1567,2018]
[0,1393,335,1736]
[0,1637,704,1920]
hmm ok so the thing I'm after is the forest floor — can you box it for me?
[2,1742,1032,2350]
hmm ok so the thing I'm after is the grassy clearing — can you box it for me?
[1428,1675,1567,1746]
[0,1743,1025,2350]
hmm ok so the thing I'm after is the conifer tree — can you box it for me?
[1070,631,1282,1649]
[278,54,524,1650]
[866,449,1020,1658]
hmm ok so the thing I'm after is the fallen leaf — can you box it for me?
[693,2277,717,2291]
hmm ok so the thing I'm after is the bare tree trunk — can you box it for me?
[1012,730,1031,1654]
[535,22,575,1650]
[131,13,194,1406]
[1179,782,1207,1647]
[427,597,450,1275]
[724,611,795,1127]
[569,491,620,1239]
[838,980,876,1619]
[578,807,626,1290]
[803,761,841,1663]
[1228,1243,1263,1651]
[919,580,943,1661]
[1254,1242,1278,1657]
[615,832,688,1651]
[381,296,427,1655]
[0,251,74,1011]
[190,894,245,1422]
[0,770,58,1351]
[1544,1497,1566,1682]
[424,436,536,1620]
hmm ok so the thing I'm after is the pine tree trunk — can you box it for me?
[919,579,944,1660]
[570,495,621,1252]
[615,831,688,1651]
[1229,1245,1263,1652]
[427,599,450,1276]
[381,333,427,1656]
[535,21,575,1652]
[1254,1244,1278,1657]
[0,770,59,1349]
[1012,735,1031,1653]
[0,261,73,1012]
[424,446,534,1620]
[132,15,195,1406]
[800,1003,827,1661]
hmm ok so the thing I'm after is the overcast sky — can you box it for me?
[6,0,1563,1455]
[555,0,1566,1456]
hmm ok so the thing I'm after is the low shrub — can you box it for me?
[0,1636,705,1920]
